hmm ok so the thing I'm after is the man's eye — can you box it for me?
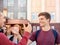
[41,18,44,20]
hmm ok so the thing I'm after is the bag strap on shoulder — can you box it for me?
[35,30,41,42]
[52,29,58,43]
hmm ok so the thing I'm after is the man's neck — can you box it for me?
[41,24,51,31]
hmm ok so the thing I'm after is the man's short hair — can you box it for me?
[38,12,51,21]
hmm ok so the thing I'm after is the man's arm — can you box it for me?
[0,32,30,45]
[23,22,33,45]
[0,33,15,45]
[18,32,30,45]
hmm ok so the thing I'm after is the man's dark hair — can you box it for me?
[4,17,9,23]
[38,12,51,21]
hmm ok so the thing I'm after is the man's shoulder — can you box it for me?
[0,33,4,35]
[0,33,5,37]
[31,30,41,35]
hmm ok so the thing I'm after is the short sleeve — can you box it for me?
[29,31,36,41]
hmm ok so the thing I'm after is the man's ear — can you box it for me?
[47,19,50,22]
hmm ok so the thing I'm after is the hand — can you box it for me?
[13,33,22,42]
[23,23,32,33]
[17,34,22,42]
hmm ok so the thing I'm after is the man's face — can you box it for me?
[0,15,6,27]
[38,15,50,27]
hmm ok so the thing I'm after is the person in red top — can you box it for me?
[27,12,60,45]
[0,31,30,45]
[0,12,32,45]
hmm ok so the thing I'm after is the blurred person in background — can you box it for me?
[6,26,13,39]
[5,25,11,36]
[8,24,22,44]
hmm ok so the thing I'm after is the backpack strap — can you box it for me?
[35,30,41,42]
[52,29,58,43]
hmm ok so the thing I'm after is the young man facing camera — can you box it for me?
[28,12,60,45]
